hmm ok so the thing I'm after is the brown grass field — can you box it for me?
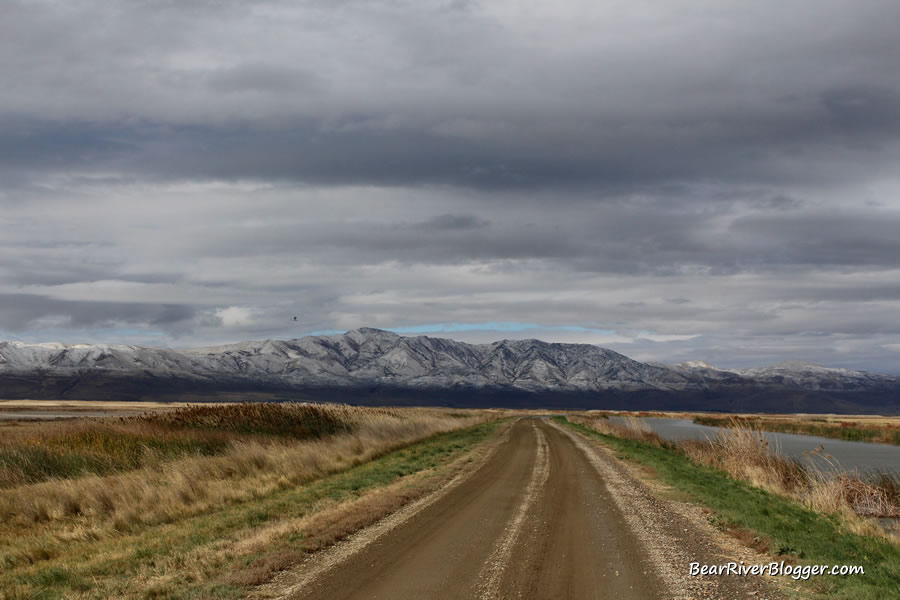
[0,403,493,525]
[0,402,502,598]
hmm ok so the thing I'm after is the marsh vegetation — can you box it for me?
[0,403,499,598]
[693,414,900,446]
[568,413,899,520]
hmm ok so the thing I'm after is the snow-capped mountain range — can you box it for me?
[0,328,900,413]
[1,328,897,411]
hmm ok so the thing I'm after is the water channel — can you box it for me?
[610,416,899,476]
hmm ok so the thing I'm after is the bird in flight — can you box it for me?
[292,316,298,321]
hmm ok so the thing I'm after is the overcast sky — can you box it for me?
[2,0,900,372]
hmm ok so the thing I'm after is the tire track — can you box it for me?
[253,423,514,599]
[550,419,787,600]
[474,422,550,599]
[257,418,775,600]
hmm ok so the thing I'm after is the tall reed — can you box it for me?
[571,413,899,521]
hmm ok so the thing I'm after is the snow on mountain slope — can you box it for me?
[180,329,696,391]
[729,361,900,391]
[1,329,897,394]
[0,341,198,374]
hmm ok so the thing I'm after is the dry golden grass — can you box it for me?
[568,413,666,446]
[569,413,899,525]
[0,404,503,599]
[679,426,809,495]
[0,420,236,488]
[0,403,491,556]
[680,425,898,520]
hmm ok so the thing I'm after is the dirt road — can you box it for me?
[263,418,783,599]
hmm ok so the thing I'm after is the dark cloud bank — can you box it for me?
[1,0,900,374]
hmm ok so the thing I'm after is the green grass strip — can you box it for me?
[1,419,505,600]
[555,417,900,600]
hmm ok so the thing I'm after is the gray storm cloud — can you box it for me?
[0,0,899,372]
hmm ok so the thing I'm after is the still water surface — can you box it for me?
[0,410,144,420]
[610,417,899,476]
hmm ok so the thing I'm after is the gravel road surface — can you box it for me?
[262,418,785,599]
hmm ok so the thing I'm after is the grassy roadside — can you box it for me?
[0,405,491,535]
[693,415,900,446]
[555,417,900,600]
[0,404,359,489]
[0,418,506,600]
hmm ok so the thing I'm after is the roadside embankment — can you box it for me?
[0,404,503,599]
[558,415,900,600]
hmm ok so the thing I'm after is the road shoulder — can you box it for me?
[249,419,516,599]
[551,419,792,600]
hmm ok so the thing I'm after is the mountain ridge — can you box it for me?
[1,328,898,413]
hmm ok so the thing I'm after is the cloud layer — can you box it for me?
[1,0,899,372]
